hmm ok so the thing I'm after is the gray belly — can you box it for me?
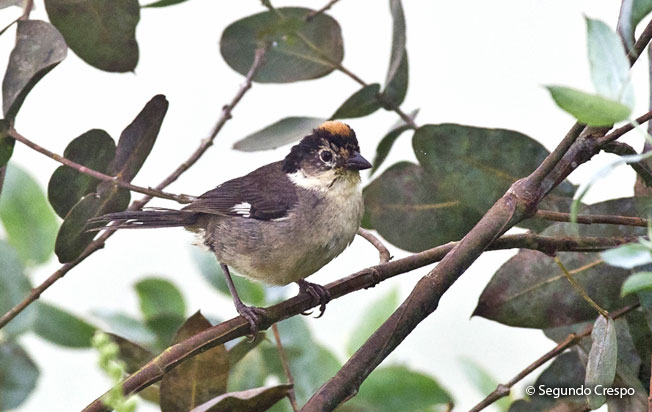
[198,192,363,285]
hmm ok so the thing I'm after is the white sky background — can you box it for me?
[0,0,643,411]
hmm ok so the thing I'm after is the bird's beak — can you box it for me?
[345,152,372,170]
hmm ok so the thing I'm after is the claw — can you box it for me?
[234,301,267,339]
[297,279,331,318]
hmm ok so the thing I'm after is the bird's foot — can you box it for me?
[234,301,267,338]
[297,279,331,318]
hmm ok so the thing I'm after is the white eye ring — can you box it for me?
[319,150,334,163]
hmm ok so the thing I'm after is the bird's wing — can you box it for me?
[182,161,298,220]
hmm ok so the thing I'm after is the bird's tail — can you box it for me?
[88,207,198,230]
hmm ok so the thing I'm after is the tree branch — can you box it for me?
[597,108,652,145]
[272,324,299,412]
[307,0,341,21]
[0,47,268,331]
[602,141,652,187]
[468,304,639,412]
[301,19,652,411]
[8,128,196,204]
[81,232,639,412]
[357,228,391,263]
[534,209,648,227]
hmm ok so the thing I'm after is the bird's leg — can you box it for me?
[296,279,331,318]
[220,263,266,336]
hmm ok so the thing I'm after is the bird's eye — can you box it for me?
[320,150,333,163]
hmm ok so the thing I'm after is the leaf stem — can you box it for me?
[554,257,609,318]
[272,324,299,412]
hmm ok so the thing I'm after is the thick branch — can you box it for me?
[534,209,648,227]
[302,19,652,410]
[0,47,268,330]
[468,304,639,412]
[9,128,195,204]
[81,232,638,412]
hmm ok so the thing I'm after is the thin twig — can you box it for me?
[307,0,341,20]
[272,324,299,412]
[357,228,391,263]
[534,209,648,227]
[8,128,195,204]
[19,0,33,20]
[468,304,638,412]
[0,166,6,199]
[0,47,268,331]
[554,257,609,318]
[602,141,652,187]
[598,109,652,145]
[81,233,640,412]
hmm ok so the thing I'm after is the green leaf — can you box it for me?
[621,271,652,296]
[346,288,399,356]
[190,384,293,412]
[44,0,140,72]
[232,117,326,152]
[106,333,154,373]
[190,248,266,307]
[344,366,452,412]
[160,312,229,412]
[547,86,632,126]
[92,310,157,347]
[0,120,14,167]
[0,241,36,337]
[601,243,652,269]
[142,0,189,7]
[585,316,617,409]
[145,313,187,350]
[363,162,483,251]
[47,129,116,218]
[0,342,39,410]
[459,359,510,411]
[220,8,343,83]
[413,124,576,216]
[617,0,652,51]
[331,84,382,120]
[54,183,130,263]
[110,94,168,182]
[586,18,634,107]
[2,20,67,120]
[135,277,186,320]
[34,302,96,348]
[381,0,408,106]
[227,335,265,367]
[370,109,418,176]
[0,164,58,265]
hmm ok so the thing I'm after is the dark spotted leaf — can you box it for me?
[142,0,189,7]
[363,162,483,252]
[331,84,382,120]
[160,312,229,412]
[380,0,408,106]
[474,198,649,328]
[0,342,39,410]
[413,124,575,215]
[370,109,418,176]
[585,316,617,409]
[44,0,139,72]
[233,117,325,152]
[220,8,343,83]
[48,129,116,218]
[342,366,451,412]
[34,302,96,348]
[0,119,13,167]
[54,183,130,263]
[190,384,293,412]
[0,164,58,265]
[110,95,168,182]
[2,20,67,120]
[532,352,585,404]
[0,241,36,338]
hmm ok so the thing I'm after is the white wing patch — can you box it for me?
[231,201,252,218]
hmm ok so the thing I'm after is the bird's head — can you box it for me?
[282,121,371,190]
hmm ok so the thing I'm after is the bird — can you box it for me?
[91,120,371,335]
